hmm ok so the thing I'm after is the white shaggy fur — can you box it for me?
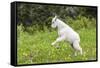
[51,16,82,55]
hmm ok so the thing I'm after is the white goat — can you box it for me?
[51,16,82,56]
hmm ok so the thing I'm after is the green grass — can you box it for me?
[17,27,97,65]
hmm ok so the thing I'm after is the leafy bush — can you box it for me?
[17,3,97,30]
[65,16,96,30]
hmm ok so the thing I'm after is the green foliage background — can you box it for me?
[17,3,97,30]
[17,3,97,65]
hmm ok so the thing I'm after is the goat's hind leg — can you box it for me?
[72,41,82,56]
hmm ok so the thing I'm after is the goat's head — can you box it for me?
[51,16,58,28]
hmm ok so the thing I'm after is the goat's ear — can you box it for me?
[54,15,57,21]
[54,15,57,19]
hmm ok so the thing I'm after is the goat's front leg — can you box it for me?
[51,36,65,46]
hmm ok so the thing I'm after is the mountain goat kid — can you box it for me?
[51,16,82,56]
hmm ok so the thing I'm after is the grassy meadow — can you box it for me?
[16,3,97,65]
[17,22,97,65]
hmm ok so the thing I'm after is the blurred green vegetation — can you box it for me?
[17,3,97,31]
